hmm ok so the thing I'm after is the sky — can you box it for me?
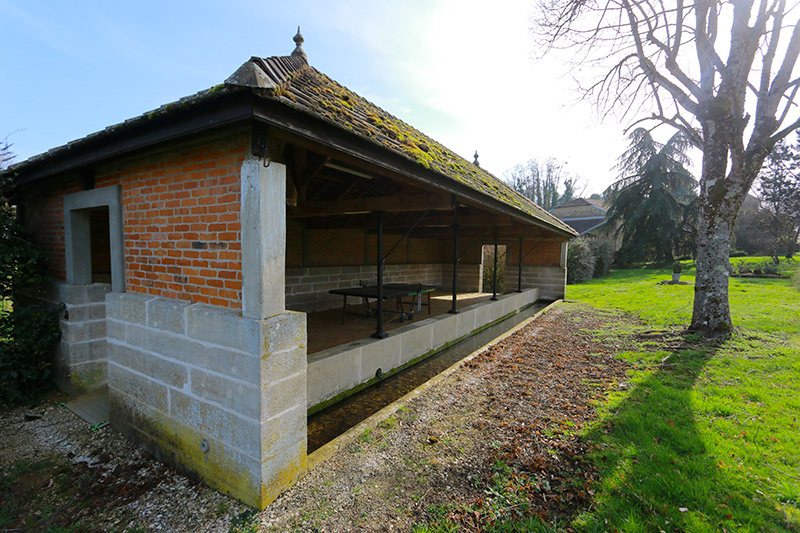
[0,0,632,195]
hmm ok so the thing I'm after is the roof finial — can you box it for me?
[292,26,307,61]
[473,150,480,167]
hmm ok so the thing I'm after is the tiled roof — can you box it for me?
[10,53,576,236]
[555,197,607,211]
[561,217,607,235]
[7,85,236,172]
[231,56,575,235]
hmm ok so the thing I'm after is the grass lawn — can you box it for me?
[565,265,800,532]
[725,255,799,276]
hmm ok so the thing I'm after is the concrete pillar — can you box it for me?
[240,156,307,508]
[241,159,286,319]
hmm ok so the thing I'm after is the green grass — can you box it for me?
[726,255,798,276]
[564,266,800,531]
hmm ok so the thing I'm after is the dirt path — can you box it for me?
[0,303,630,532]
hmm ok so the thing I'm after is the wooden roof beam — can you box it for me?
[288,192,452,218]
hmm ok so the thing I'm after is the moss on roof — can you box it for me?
[257,61,574,235]
[8,53,576,236]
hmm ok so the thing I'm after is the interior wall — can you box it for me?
[284,226,496,311]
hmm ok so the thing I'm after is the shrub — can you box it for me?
[760,261,779,275]
[588,238,614,278]
[673,261,683,274]
[0,201,62,406]
[794,264,800,291]
[567,237,596,284]
[730,250,748,257]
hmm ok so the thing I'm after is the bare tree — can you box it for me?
[757,136,800,260]
[539,0,800,333]
[504,157,584,210]
[0,134,15,171]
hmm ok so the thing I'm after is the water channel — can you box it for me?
[307,301,547,452]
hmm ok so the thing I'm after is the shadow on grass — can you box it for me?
[575,339,787,532]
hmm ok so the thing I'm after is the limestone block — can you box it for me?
[359,335,400,383]
[110,343,187,389]
[190,369,261,420]
[431,314,459,348]
[106,292,149,325]
[261,312,306,355]
[186,304,259,354]
[106,318,126,341]
[307,344,361,408]
[486,300,506,324]
[260,404,306,459]
[456,307,478,339]
[87,283,112,302]
[67,360,107,393]
[395,322,433,365]
[147,297,188,335]
[62,319,106,344]
[125,324,260,381]
[60,338,107,365]
[260,312,307,382]
[170,389,260,458]
[109,388,264,510]
[474,301,490,328]
[259,437,307,508]
[58,283,111,305]
[66,302,106,322]
[262,371,304,420]
[108,363,168,412]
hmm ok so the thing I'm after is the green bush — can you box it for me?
[588,238,614,278]
[794,264,800,291]
[730,249,748,257]
[567,237,596,284]
[0,202,62,406]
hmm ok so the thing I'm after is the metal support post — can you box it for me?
[491,232,499,301]
[372,211,388,339]
[448,224,460,314]
[517,237,523,292]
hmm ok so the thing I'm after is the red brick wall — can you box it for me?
[22,178,80,281]
[23,133,248,309]
[506,240,563,267]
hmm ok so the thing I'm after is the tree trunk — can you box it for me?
[691,130,736,334]
[691,201,734,333]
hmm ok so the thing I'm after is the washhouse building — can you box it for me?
[6,32,576,508]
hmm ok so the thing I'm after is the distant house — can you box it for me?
[5,31,576,508]
[550,198,609,236]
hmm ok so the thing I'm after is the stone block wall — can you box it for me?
[307,288,539,409]
[50,281,111,395]
[439,263,483,293]
[106,292,307,509]
[286,263,444,313]
[506,265,566,300]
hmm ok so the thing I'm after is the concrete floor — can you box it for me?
[307,291,495,354]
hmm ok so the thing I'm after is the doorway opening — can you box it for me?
[89,206,111,284]
[481,243,506,294]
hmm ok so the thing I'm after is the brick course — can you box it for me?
[24,134,248,309]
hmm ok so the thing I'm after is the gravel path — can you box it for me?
[0,302,630,532]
